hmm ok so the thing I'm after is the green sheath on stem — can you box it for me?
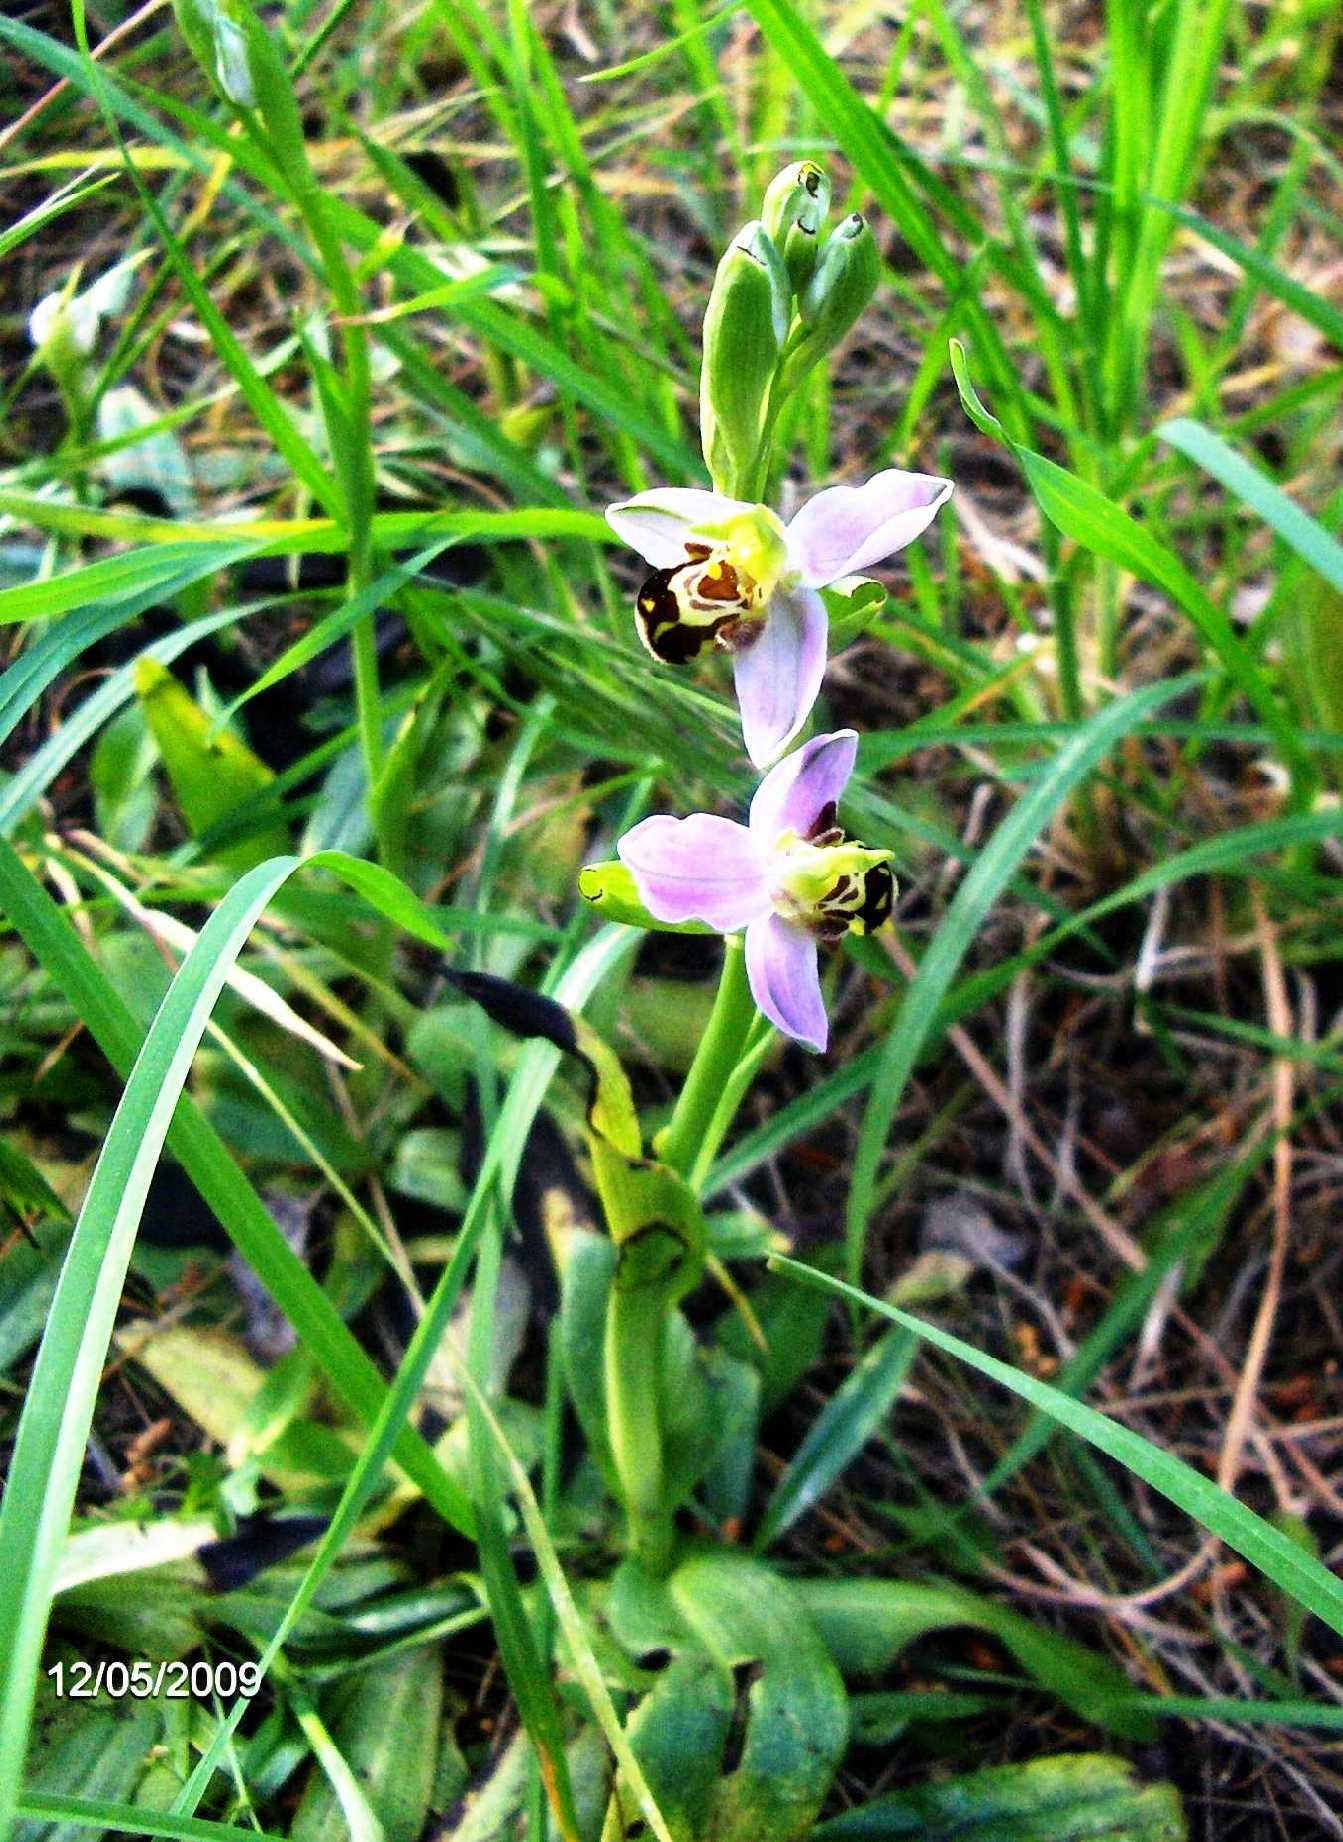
[605,1278,673,1575]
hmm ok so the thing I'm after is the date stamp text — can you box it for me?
[47,1659,261,1700]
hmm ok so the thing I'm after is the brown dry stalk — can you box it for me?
[0,0,171,158]
[1218,888,1295,1503]
[879,927,1297,1509]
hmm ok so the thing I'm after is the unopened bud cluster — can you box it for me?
[700,162,878,497]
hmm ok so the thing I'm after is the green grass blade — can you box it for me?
[67,5,340,518]
[754,1325,918,1552]
[0,177,117,261]
[980,1153,1262,1496]
[1020,0,1096,345]
[1158,416,1343,592]
[0,855,303,1837]
[0,837,472,1529]
[0,494,609,553]
[214,539,461,725]
[1157,200,1343,353]
[15,1795,284,1842]
[845,672,1203,1280]
[950,342,1304,778]
[0,542,258,626]
[1118,0,1234,412]
[771,1258,1343,1639]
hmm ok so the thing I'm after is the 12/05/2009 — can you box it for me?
[46,1658,261,1699]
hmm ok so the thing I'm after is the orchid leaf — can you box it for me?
[672,1549,849,1842]
[622,1652,732,1842]
[797,1575,1151,1739]
[609,1547,849,1842]
[559,1229,619,1488]
[812,1752,1186,1840]
[288,1646,444,1842]
[134,659,289,870]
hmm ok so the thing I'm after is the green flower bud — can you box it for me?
[29,258,141,434]
[28,284,93,403]
[173,0,257,107]
[778,212,880,398]
[700,219,789,495]
[761,161,830,296]
[800,211,879,331]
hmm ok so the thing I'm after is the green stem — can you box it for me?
[273,134,385,810]
[658,935,757,1179]
[604,1282,673,1574]
[602,940,763,1572]
[687,1010,774,1193]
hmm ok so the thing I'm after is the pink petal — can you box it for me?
[605,488,755,568]
[785,470,954,586]
[617,813,770,931]
[733,584,828,769]
[745,913,828,1052]
[749,729,858,845]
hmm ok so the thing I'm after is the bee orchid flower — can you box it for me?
[606,471,952,767]
[616,730,892,1053]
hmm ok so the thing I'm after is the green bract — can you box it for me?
[699,220,789,495]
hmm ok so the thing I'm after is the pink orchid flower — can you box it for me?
[616,730,893,1052]
[606,471,953,768]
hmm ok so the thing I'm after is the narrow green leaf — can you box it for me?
[1160,199,1343,352]
[289,1648,443,1842]
[0,836,472,1536]
[135,660,290,871]
[846,672,1203,1278]
[15,1794,284,1842]
[0,543,256,627]
[811,1751,1185,1840]
[772,1258,1343,1640]
[1157,416,1343,593]
[754,1326,917,1551]
[950,342,1301,773]
[0,856,302,1837]
[799,1575,1149,1738]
